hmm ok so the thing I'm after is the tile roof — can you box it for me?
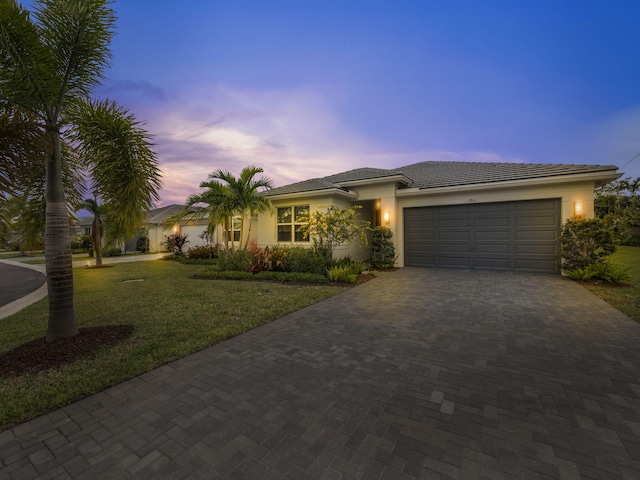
[264,161,619,196]
[146,204,185,224]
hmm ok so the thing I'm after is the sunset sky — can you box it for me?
[91,0,640,205]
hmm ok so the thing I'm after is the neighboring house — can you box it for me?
[70,216,94,237]
[255,161,620,273]
[143,204,215,252]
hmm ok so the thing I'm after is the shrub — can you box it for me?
[103,248,122,257]
[136,234,150,253]
[166,233,189,256]
[330,257,369,275]
[71,234,93,251]
[560,217,616,271]
[217,249,252,272]
[370,226,396,269]
[283,246,327,275]
[348,260,370,275]
[299,204,370,262]
[327,265,357,283]
[565,262,632,284]
[565,267,594,281]
[187,243,220,259]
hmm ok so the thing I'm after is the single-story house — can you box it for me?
[253,161,620,274]
[79,160,620,272]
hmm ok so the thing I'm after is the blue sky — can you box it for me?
[92,0,640,204]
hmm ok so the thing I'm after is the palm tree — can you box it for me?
[167,166,272,251]
[208,166,273,249]
[0,1,161,342]
[187,182,237,251]
[81,198,107,267]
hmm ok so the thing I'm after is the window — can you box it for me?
[225,217,241,242]
[84,227,91,235]
[277,205,309,242]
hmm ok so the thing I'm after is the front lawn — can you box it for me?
[579,246,640,322]
[0,260,348,430]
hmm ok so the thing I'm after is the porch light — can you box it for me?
[574,201,584,217]
[172,224,178,233]
[383,210,390,225]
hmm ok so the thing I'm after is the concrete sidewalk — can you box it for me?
[1,268,639,479]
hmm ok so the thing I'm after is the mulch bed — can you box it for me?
[0,325,133,378]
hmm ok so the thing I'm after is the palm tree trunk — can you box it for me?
[244,214,252,250]
[93,217,103,267]
[239,214,246,250]
[45,126,78,342]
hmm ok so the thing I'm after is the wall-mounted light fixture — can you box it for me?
[574,201,584,217]
[383,210,390,225]
[172,224,179,233]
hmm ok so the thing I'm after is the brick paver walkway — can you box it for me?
[1,268,639,479]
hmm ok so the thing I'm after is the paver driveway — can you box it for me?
[2,268,640,479]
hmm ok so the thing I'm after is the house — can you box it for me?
[70,216,94,237]
[141,204,212,253]
[254,161,620,273]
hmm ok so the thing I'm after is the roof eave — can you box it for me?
[335,174,412,188]
[264,187,358,201]
[396,170,622,197]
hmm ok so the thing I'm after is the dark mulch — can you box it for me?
[0,325,133,378]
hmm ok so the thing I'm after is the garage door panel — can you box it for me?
[438,231,471,241]
[515,215,558,227]
[475,244,510,254]
[439,244,471,253]
[404,199,560,273]
[516,244,557,255]
[475,257,510,269]
[515,229,557,241]
[474,217,510,227]
[438,218,470,228]
[474,230,510,241]
[407,219,436,229]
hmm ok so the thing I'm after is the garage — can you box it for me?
[404,198,561,273]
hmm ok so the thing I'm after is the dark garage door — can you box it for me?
[404,198,561,273]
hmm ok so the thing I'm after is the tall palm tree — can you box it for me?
[81,197,106,266]
[208,166,273,249]
[0,1,161,342]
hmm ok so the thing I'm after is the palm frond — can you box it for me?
[34,0,115,115]
[70,98,161,246]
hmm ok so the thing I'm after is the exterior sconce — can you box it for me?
[574,201,584,217]
[383,210,390,225]
[172,224,179,233]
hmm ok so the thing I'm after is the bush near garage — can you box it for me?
[560,217,616,271]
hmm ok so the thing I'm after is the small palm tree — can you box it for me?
[0,1,161,342]
[167,166,273,251]
[208,166,273,249]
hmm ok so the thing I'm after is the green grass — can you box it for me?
[0,260,348,430]
[579,246,640,323]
